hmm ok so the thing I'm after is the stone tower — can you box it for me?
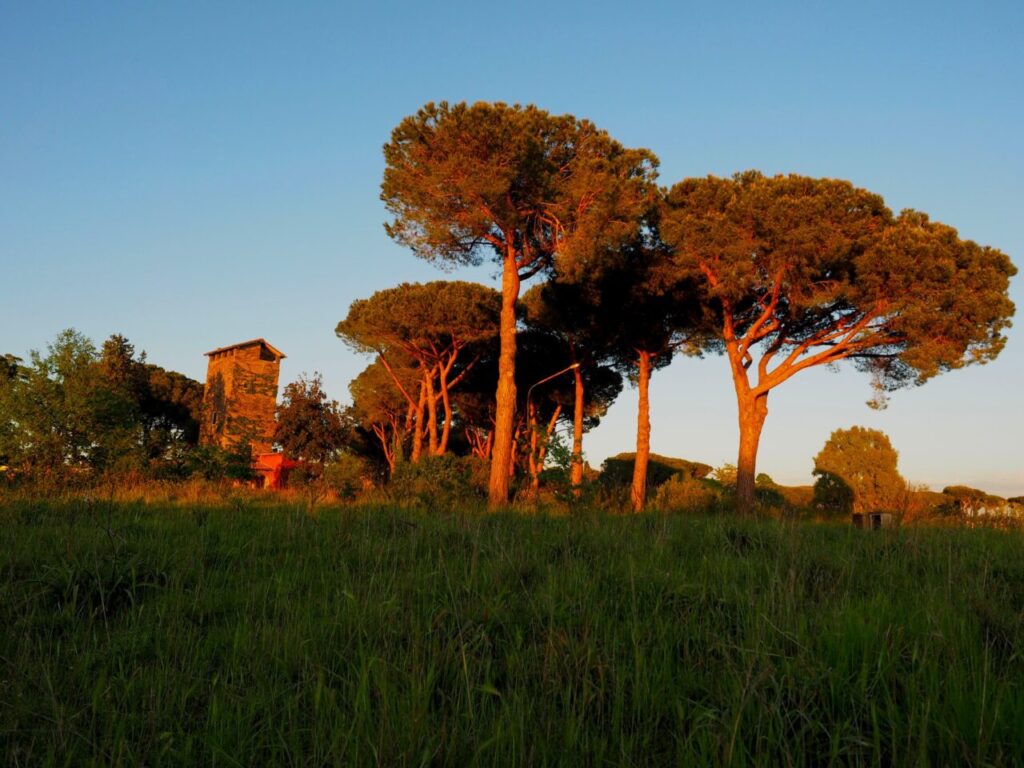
[200,338,285,456]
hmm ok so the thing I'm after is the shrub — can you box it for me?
[323,453,370,501]
[388,454,488,509]
[712,463,738,487]
[652,475,720,514]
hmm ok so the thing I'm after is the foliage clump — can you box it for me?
[813,427,907,514]
[660,171,1016,512]
[652,475,722,514]
[388,454,489,510]
[601,452,711,490]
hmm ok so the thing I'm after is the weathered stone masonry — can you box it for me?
[199,339,285,456]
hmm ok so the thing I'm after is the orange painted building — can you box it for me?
[254,451,301,489]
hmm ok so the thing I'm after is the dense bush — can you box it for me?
[652,474,721,513]
[388,454,488,509]
[322,453,371,500]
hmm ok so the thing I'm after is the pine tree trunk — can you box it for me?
[571,365,585,496]
[630,350,652,513]
[438,363,452,455]
[528,403,540,497]
[488,255,520,507]
[736,391,768,514]
[411,379,426,463]
[373,425,395,476]
[424,370,439,456]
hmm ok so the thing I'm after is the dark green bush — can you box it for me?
[388,454,488,509]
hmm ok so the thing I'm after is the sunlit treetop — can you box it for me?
[381,101,659,278]
[336,281,500,362]
[661,171,1016,401]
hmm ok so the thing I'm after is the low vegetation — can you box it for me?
[3,501,1023,765]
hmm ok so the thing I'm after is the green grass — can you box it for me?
[2,500,1023,766]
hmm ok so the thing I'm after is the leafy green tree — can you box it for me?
[337,281,499,459]
[139,364,203,453]
[813,427,907,513]
[274,373,352,467]
[0,355,25,467]
[661,171,1016,513]
[0,330,104,475]
[0,331,202,480]
[382,101,658,506]
[96,334,203,471]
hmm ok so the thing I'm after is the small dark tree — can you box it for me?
[661,172,1016,513]
[274,373,351,467]
[382,101,658,506]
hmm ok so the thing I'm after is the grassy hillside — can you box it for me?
[3,501,1023,765]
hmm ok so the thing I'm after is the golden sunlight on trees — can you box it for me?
[336,281,500,460]
[660,172,1016,514]
[381,102,658,506]
[273,373,351,467]
[813,426,907,515]
[348,357,418,477]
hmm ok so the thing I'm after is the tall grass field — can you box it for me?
[2,501,1023,765]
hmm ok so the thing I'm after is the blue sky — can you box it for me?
[2,1,1022,495]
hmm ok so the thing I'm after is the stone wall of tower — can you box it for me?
[199,344,281,455]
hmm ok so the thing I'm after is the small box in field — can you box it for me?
[851,513,894,529]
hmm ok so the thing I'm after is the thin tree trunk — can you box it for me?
[571,365,585,496]
[510,420,522,478]
[532,403,562,496]
[411,378,426,463]
[488,254,520,507]
[424,369,439,456]
[630,349,652,513]
[736,391,768,514]
[438,362,452,455]
[528,402,540,497]
[372,424,396,476]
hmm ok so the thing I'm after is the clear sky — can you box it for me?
[2,1,1021,495]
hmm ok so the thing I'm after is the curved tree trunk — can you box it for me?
[736,391,768,514]
[630,349,652,513]
[571,365,585,496]
[488,255,520,507]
